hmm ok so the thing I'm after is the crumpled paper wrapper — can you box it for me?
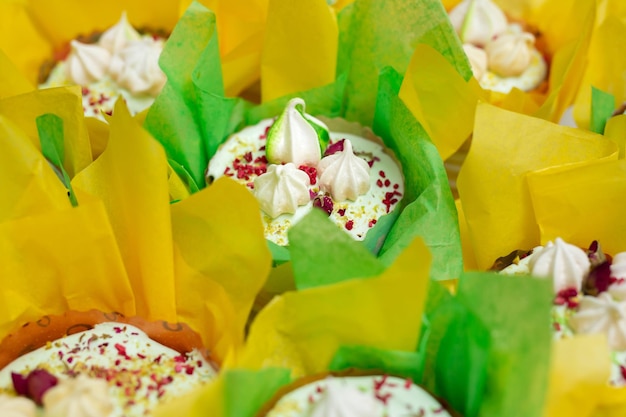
[400,0,596,162]
[457,103,626,416]
[152,220,554,417]
[144,0,462,281]
[0,98,271,377]
[457,102,618,270]
[572,0,626,130]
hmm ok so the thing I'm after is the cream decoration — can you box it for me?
[529,238,590,293]
[254,163,311,218]
[98,12,141,54]
[570,292,626,351]
[448,0,508,46]
[485,32,536,77]
[109,38,166,96]
[64,41,111,85]
[462,43,488,80]
[317,140,370,201]
[0,395,37,417]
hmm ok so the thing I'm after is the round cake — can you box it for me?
[448,0,548,94]
[256,371,456,417]
[494,238,626,386]
[39,12,167,119]
[0,312,217,416]
[205,97,404,248]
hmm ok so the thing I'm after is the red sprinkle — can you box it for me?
[298,165,317,185]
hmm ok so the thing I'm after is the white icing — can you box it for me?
[109,38,166,96]
[42,375,113,417]
[0,322,216,417]
[463,43,488,81]
[317,140,371,201]
[529,238,590,293]
[0,395,36,417]
[611,252,626,280]
[265,375,451,417]
[569,293,626,351]
[254,163,311,218]
[485,31,536,77]
[307,378,381,417]
[449,0,508,46]
[206,119,404,246]
[39,14,166,120]
[64,41,111,86]
[478,48,547,93]
[265,98,327,166]
[98,12,141,54]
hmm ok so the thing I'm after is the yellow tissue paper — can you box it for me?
[457,103,617,270]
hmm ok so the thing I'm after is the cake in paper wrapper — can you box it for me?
[0,96,271,415]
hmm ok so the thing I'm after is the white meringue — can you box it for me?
[265,98,329,166]
[529,238,590,293]
[109,38,166,96]
[317,140,370,201]
[42,375,113,417]
[462,43,488,80]
[448,0,508,46]
[254,163,311,218]
[98,12,141,54]
[0,395,37,417]
[611,252,626,280]
[307,378,382,417]
[64,41,111,86]
[570,293,626,351]
[485,31,536,77]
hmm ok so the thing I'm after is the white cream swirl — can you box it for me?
[42,375,113,417]
[64,41,112,86]
[528,238,590,293]
[109,38,166,96]
[462,43,488,80]
[254,163,311,218]
[307,378,382,417]
[317,140,370,201]
[265,98,328,166]
[0,395,37,417]
[570,292,626,351]
[448,0,508,46]
[611,252,626,280]
[485,31,536,77]
[98,12,141,54]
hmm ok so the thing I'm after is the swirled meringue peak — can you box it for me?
[265,98,330,166]
[570,293,626,351]
[0,395,36,417]
[307,378,382,417]
[98,12,141,54]
[64,41,111,86]
[529,237,590,293]
[317,139,371,201]
[254,163,311,218]
[43,375,113,417]
[109,38,166,96]
[485,31,536,77]
[611,252,626,280]
[463,43,488,80]
[449,0,508,46]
